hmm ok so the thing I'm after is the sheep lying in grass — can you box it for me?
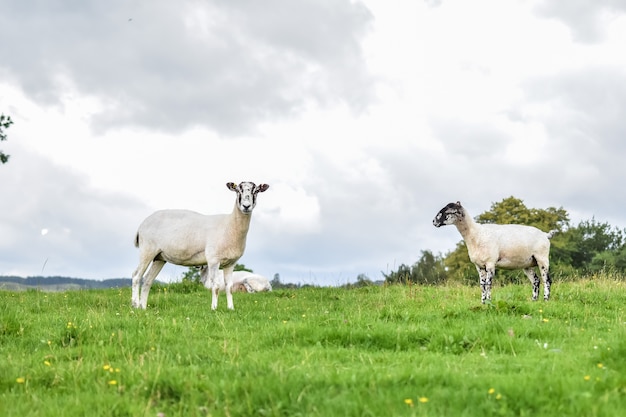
[433,201,558,303]
[199,268,273,293]
[131,181,269,310]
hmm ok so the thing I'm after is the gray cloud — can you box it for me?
[3,1,626,287]
[428,117,512,160]
[0,0,374,136]
[522,68,626,148]
[517,67,626,221]
[533,0,626,43]
[246,149,428,280]
[0,149,148,278]
[247,59,626,283]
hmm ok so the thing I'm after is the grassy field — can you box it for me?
[1,279,625,416]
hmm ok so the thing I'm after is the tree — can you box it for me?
[234,264,253,273]
[180,266,203,284]
[354,273,374,287]
[1,113,14,164]
[412,250,447,285]
[383,251,447,285]
[181,263,252,285]
[383,263,412,285]
[552,218,625,275]
[589,248,626,274]
[271,273,281,288]
[269,273,302,289]
[477,196,569,231]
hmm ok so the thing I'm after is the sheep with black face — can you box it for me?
[433,201,557,303]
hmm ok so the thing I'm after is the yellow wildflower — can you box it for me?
[418,397,429,403]
[488,388,496,395]
[404,398,414,407]
[16,377,25,384]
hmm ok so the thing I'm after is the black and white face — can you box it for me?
[228,181,270,214]
[433,202,464,227]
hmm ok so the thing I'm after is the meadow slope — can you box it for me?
[1,280,625,416]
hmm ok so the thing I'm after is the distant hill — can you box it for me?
[0,276,135,292]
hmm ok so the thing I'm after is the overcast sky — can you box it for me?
[1,0,626,286]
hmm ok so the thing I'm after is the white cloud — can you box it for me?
[0,0,374,136]
[1,1,626,285]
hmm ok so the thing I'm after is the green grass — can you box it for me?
[1,280,625,416]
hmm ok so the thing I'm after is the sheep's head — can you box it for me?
[433,201,464,227]
[227,181,270,214]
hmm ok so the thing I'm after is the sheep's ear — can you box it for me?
[256,184,269,193]
[227,182,238,191]
[456,201,462,206]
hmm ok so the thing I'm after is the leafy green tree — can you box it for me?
[1,113,14,164]
[383,263,412,285]
[234,264,253,273]
[412,250,447,285]
[268,273,303,290]
[341,274,376,288]
[181,263,252,285]
[442,242,475,284]
[181,267,203,284]
[592,244,626,273]
[354,273,374,287]
[383,251,447,285]
[552,219,625,275]
[271,273,281,288]
[477,196,569,231]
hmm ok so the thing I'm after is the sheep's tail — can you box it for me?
[546,229,559,239]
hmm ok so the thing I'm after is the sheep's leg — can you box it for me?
[539,264,551,301]
[131,258,153,308]
[523,268,541,301]
[205,264,220,310]
[223,266,235,310]
[139,260,165,309]
[477,266,493,303]
[199,266,208,285]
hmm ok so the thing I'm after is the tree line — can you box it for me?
[383,196,626,286]
[0,276,132,289]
